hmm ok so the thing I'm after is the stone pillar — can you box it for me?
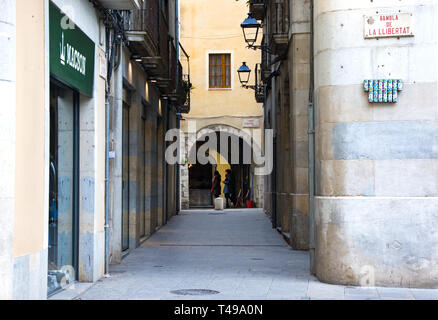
[79,95,97,282]
[128,98,142,250]
[0,0,16,300]
[314,0,438,288]
[144,106,155,235]
[149,110,159,231]
[290,0,311,250]
[180,132,190,210]
[109,48,123,264]
[165,109,177,219]
[180,164,190,210]
[78,47,106,282]
[275,62,294,238]
[157,117,165,227]
[275,77,287,232]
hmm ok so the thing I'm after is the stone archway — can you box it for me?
[180,124,264,210]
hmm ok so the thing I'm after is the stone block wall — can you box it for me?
[289,7,311,250]
[314,0,438,288]
[268,0,311,250]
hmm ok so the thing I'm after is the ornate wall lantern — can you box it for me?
[237,62,252,86]
[241,12,272,53]
[241,12,261,47]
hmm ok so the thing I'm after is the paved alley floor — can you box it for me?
[75,209,438,300]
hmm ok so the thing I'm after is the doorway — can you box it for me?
[48,80,79,295]
[189,162,214,208]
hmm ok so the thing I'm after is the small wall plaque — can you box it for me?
[243,119,261,128]
[364,80,403,103]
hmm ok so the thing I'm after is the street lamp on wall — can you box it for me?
[241,12,271,53]
[238,62,269,103]
[237,62,251,86]
[238,61,262,92]
[241,12,261,47]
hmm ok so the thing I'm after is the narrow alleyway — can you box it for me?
[71,209,437,300]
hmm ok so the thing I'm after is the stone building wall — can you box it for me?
[289,0,311,250]
[263,0,311,250]
[109,47,177,261]
[314,0,438,288]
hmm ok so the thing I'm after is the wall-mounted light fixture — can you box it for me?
[238,62,280,104]
[241,12,271,53]
[237,62,266,93]
[237,62,252,86]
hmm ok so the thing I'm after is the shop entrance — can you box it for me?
[48,80,79,295]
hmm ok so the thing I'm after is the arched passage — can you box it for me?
[181,124,264,209]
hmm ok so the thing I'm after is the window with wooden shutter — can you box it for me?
[209,54,231,89]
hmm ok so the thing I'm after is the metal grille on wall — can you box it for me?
[364,79,403,103]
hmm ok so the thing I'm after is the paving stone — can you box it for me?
[75,208,438,300]
[345,287,380,298]
[376,288,415,300]
[307,280,346,300]
[410,289,438,300]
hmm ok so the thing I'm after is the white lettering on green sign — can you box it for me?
[50,1,95,96]
[60,32,87,76]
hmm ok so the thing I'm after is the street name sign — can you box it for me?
[364,13,414,39]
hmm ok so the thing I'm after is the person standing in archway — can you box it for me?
[223,169,236,208]
[211,170,222,199]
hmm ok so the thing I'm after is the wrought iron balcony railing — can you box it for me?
[249,0,266,21]
[124,4,160,57]
[122,1,190,108]
[268,0,289,55]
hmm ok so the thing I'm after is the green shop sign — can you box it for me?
[50,1,95,96]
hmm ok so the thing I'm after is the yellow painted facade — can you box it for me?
[179,0,265,210]
[180,0,262,122]
[14,0,47,257]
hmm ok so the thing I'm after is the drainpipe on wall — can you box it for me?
[104,26,114,277]
[272,136,277,229]
[104,100,110,276]
[308,0,316,275]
